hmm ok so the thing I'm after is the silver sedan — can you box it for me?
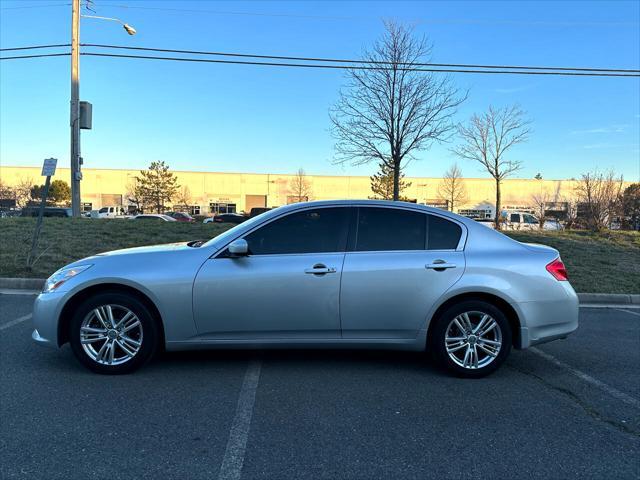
[32,200,578,377]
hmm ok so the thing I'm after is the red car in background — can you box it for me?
[165,211,195,222]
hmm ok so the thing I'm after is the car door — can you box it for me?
[192,206,350,340]
[340,207,466,339]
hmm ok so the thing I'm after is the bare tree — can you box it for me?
[125,179,144,213]
[530,190,551,229]
[330,21,465,201]
[574,169,623,231]
[453,105,531,229]
[0,179,15,200]
[174,185,192,209]
[288,168,312,203]
[437,163,467,212]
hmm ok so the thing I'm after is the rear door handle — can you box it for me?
[426,260,456,270]
[304,264,337,275]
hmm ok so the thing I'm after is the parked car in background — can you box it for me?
[204,213,247,224]
[165,211,195,223]
[21,206,73,218]
[543,219,564,231]
[32,200,578,378]
[474,218,496,229]
[90,206,128,219]
[130,214,177,222]
[248,207,271,218]
[503,212,540,231]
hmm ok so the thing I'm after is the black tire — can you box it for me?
[69,292,160,374]
[430,300,512,378]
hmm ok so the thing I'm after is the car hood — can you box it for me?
[94,242,196,257]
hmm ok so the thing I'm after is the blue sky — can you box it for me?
[1,0,639,181]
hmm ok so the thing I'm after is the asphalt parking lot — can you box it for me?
[1,293,639,480]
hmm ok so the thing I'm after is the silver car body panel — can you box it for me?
[31,200,578,352]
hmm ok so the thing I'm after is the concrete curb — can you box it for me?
[0,278,45,290]
[577,293,640,305]
[0,277,637,305]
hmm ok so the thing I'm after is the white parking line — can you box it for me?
[0,289,40,295]
[0,314,32,331]
[218,360,262,480]
[615,308,640,317]
[530,347,640,409]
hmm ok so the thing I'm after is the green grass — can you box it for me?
[1,218,638,293]
[0,218,229,279]
[506,230,639,294]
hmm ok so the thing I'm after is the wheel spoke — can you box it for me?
[462,346,471,367]
[81,335,107,344]
[120,335,141,349]
[95,340,110,362]
[447,342,468,353]
[81,326,107,334]
[479,338,501,346]
[105,305,116,328]
[114,311,134,330]
[461,312,473,331]
[93,308,110,329]
[446,336,467,342]
[478,344,499,357]
[453,317,467,334]
[472,345,479,368]
[116,339,136,358]
[473,314,489,334]
[108,340,115,364]
[479,319,497,336]
[122,320,141,334]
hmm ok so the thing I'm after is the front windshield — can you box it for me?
[203,209,277,248]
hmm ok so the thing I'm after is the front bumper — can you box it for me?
[517,282,580,349]
[31,291,67,348]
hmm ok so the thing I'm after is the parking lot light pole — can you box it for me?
[69,0,136,217]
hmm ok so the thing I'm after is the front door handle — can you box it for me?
[426,260,456,270]
[304,264,337,275]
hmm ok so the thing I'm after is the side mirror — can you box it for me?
[228,239,248,257]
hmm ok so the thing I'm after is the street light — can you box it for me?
[81,14,137,35]
[69,0,137,217]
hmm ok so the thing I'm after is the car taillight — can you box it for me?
[546,258,568,281]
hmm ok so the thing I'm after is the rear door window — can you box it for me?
[355,207,426,251]
[427,215,462,250]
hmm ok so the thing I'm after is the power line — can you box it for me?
[76,52,640,77]
[0,3,69,10]
[0,44,71,52]
[81,43,640,74]
[0,53,70,60]
[79,2,640,27]
[1,46,638,77]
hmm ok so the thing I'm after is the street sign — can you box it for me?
[41,158,57,177]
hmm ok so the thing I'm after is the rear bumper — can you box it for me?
[516,283,579,349]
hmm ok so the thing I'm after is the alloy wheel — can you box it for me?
[79,304,143,366]
[444,311,502,369]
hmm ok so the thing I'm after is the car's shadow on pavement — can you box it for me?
[152,348,448,376]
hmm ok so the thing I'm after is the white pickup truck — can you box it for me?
[90,206,129,219]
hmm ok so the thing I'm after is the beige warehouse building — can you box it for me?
[1,165,584,217]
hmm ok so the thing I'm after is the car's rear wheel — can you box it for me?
[430,300,512,378]
[69,292,159,374]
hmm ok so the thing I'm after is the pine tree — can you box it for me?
[135,161,180,213]
[370,162,412,201]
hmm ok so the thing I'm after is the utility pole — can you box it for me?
[70,0,81,217]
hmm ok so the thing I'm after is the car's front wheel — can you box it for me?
[69,292,159,374]
[430,300,512,378]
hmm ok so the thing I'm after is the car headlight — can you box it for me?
[42,264,92,293]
